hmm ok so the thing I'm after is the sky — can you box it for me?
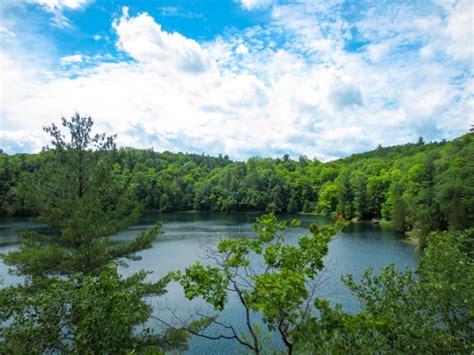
[0,0,472,161]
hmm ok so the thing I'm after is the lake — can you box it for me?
[0,212,418,354]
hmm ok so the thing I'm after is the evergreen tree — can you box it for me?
[0,114,186,353]
[287,195,298,213]
[351,172,368,220]
[302,199,313,213]
[391,192,407,232]
[3,113,156,277]
[336,170,352,219]
[367,174,389,218]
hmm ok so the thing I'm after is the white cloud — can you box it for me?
[366,41,392,62]
[28,0,91,11]
[0,2,472,159]
[0,25,15,38]
[113,7,211,73]
[60,54,83,65]
[235,44,249,55]
[0,130,44,152]
[27,0,92,29]
[239,0,274,11]
[419,45,434,59]
[158,6,202,19]
[442,0,474,61]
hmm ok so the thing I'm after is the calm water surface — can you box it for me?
[0,212,418,354]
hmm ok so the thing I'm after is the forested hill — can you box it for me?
[1,133,473,236]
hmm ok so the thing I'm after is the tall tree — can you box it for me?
[287,194,298,213]
[0,114,185,353]
[3,114,160,277]
[367,173,389,218]
[336,170,352,219]
[351,171,368,220]
[391,182,407,232]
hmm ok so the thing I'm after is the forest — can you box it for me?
[1,124,473,241]
[0,115,473,353]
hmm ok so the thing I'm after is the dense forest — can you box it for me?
[0,115,473,353]
[2,127,473,240]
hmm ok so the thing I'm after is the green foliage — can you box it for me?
[2,114,157,277]
[0,114,184,353]
[172,218,473,353]
[173,214,338,353]
[1,124,473,353]
[302,199,313,213]
[1,133,472,237]
[286,195,298,213]
[417,228,474,344]
[173,262,229,311]
[350,170,368,219]
[0,266,182,354]
[289,218,301,227]
[306,228,474,353]
[390,182,407,232]
[336,170,352,218]
[317,181,338,215]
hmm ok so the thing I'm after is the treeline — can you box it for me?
[1,131,473,236]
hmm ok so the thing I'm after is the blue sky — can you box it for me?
[0,0,472,160]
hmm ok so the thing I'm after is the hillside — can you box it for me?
[1,133,473,236]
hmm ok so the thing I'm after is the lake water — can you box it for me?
[0,212,418,354]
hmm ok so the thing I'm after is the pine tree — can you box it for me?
[352,172,368,220]
[337,170,353,219]
[391,182,407,232]
[0,114,187,353]
[287,195,298,213]
[3,113,158,277]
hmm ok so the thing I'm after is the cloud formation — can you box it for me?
[0,0,472,161]
[27,0,92,28]
[114,7,211,72]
